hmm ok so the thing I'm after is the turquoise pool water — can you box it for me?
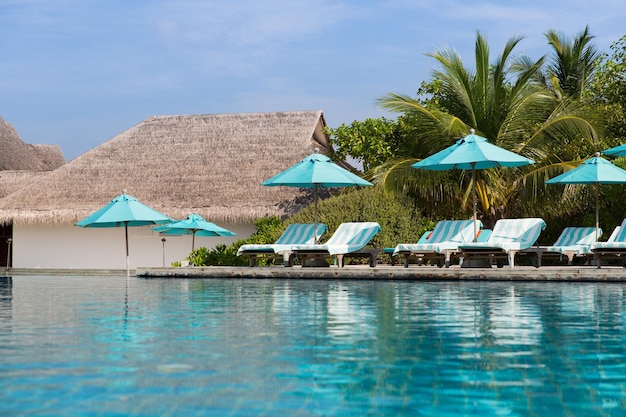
[1,276,625,416]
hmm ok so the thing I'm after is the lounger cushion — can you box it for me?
[393,219,479,256]
[290,222,381,255]
[237,223,327,255]
[459,218,546,252]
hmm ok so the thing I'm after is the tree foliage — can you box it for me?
[544,25,600,99]
[371,30,605,228]
[586,35,626,143]
[325,117,410,171]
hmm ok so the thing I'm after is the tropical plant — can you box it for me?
[586,35,626,143]
[544,25,600,99]
[373,31,605,228]
[325,117,414,171]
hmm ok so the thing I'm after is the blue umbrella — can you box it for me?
[546,153,626,240]
[603,143,626,157]
[412,129,534,240]
[152,213,236,251]
[262,149,372,242]
[76,192,172,276]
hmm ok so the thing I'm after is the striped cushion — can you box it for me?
[590,219,626,251]
[291,222,381,255]
[552,227,598,246]
[460,218,546,252]
[544,227,601,255]
[237,223,327,255]
[393,219,480,255]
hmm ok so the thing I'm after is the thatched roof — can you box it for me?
[0,110,334,225]
[0,171,52,199]
[0,116,65,170]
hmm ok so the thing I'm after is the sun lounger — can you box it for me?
[590,219,626,268]
[286,222,382,267]
[383,230,432,265]
[520,227,601,266]
[237,223,327,266]
[458,218,547,268]
[392,219,482,268]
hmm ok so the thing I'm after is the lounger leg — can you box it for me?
[336,255,344,268]
[284,252,296,267]
[595,253,601,269]
[444,250,452,268]
[403,255,409,268]
[248,255,256,267]
[508,251,516,268]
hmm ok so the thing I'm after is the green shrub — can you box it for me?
[188,217,286,266]
[189,186,435,266]
[188,244,246,266]
[288,186,433,247]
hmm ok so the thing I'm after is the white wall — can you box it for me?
[12,222,256,269]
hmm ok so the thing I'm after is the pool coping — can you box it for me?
[6,265,626,281]
[135,265,626,281]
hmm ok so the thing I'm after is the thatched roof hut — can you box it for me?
[0,116,65,171]
[0,110,334,225]
[0,171,52,199]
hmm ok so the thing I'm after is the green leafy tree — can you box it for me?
[326,117,411,171]
[544,25,600,99]
[586,35,626,143]
[374,31,604,227]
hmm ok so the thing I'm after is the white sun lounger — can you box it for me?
[237,223,326,266]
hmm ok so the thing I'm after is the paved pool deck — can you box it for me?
[6,265,626,281]
[135,265,626,281]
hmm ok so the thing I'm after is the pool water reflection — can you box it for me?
[0,276,625,416]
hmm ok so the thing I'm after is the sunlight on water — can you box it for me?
[0,276,625,416]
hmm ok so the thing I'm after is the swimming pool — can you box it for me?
[1,276,625,416]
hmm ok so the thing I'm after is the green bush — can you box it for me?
[188,217,286,266]
[188,186,436,266]
[188,244,246,266]
[288,186,434,248]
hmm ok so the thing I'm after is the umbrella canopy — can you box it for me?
[546,153,626,240]
[262,151,372,188]
[262,149,372,241]
[412,129,535,240]
[603,143,626,157]
[75,192,172,276]
[152,213,236,251]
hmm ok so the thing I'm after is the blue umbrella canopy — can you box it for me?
[603,143,626,157]
[546,153,626,240]
[412,129,534,240]
[545,154,626,185]
[262,151,372,188]
[75,193,172,228]
[152,213,236,251]
[75,193,172,275]
[262,150,372,241]
[412,129,535,171]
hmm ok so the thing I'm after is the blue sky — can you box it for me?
[1,0,624,161]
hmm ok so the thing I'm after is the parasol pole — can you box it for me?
[124,222,130,277]
[314,184,319,243]
[472,163,478,242]
[595,182,600,242]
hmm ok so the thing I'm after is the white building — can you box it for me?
[0,111,332,271]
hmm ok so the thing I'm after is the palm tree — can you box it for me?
[374,31,603,226]
[544,26,600,99]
